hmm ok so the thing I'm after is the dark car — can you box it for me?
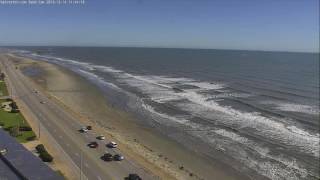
[102,153,113,161]
[126,174,142,180]
[86,126,92,130]
[113,154,124,161]
[88,142,99,148]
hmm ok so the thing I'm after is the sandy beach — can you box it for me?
[10,54,247,180]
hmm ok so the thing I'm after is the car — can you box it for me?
[80,127,88,133]
[107,141,117,148]
[113,154,124,161]
[88,142,99,148]
[126,174,142,180]
[34,90,39,93]
[86,126,92,130]
[96,135,105,140]
[102,153,113,161]
[0,148,8,155]
[40,101,46,104]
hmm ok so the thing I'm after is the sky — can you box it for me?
[0,0,319,52]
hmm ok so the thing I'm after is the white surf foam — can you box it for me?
[175,93,319,157]
[277,103,319,115]
[261,101,319,115]
[82,62,319,158]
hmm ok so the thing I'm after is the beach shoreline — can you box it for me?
[10,53,248,180]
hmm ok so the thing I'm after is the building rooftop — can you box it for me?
[0,128,64,180]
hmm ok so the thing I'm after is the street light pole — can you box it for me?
[38,120,41,139]
[80,150,83,180]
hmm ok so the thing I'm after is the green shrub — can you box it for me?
[9,102,18,110]
[6,98,12,102]
[19,126,32,131]
[35,144,46,153]
[39,152,53,162]
[10,109,20,113]
[4,127,11,131]
[9,126,21,137]
[26,135,37,141]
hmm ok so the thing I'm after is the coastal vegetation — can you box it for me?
[36,144,53,162]
[0,99,35,143]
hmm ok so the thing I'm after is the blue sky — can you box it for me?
[0,0,319,52]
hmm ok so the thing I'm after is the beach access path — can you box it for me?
[0,54,156,180]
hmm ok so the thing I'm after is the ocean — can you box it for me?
[13,47,320,180]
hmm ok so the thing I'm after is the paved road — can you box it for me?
[1,56,154,180]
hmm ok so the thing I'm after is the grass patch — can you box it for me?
[0,99,36,143]
[16,131,36,143]
[0,81,8,96]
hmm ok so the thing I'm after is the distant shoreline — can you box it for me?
[1,46,319,54]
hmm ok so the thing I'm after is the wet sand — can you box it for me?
[12,54,247,180]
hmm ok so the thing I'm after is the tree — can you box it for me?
[9,102,18,110]
[35,144,46,153]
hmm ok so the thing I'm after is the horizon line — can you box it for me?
[0,45,319,54]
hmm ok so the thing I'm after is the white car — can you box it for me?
[97,135,105,140]
[107,141,117,148]
[0,148,8,155]
[80,127,88,133]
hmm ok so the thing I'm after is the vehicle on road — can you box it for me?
[126,174,142,180]
[86,125,92,130]
[0,148,8,155]
[107,141,117,148]
[113,154,124,161]
[34,90,39,93]
[96,135,105,140]
[102,153,113,161]
[80,127,88,133]
[40,101,46,104]
[88,142,99,148]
